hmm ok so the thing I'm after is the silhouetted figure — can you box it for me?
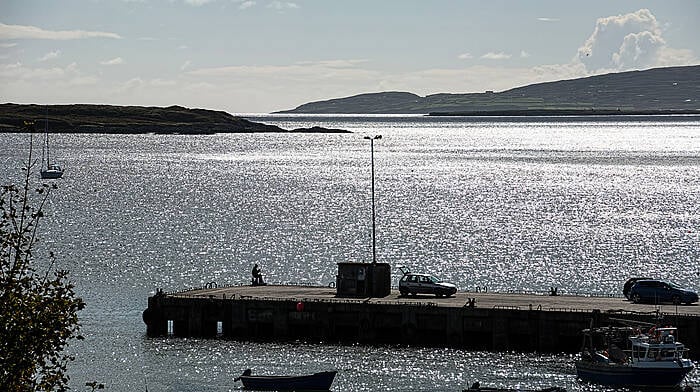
[252,264,265,286]
[550,286,558,296]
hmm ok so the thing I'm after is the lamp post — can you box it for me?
[363,135,382,264]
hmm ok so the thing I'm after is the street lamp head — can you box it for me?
[363,135,382,140]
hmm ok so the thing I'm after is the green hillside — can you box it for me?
[277,65,700,114]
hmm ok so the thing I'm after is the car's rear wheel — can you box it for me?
[632,293,642,304]
[672,295,681,305]
[399,289,408,297]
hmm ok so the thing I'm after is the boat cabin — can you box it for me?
[581,326,689,365]
[629,327,688,364]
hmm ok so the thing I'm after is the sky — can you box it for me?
[1,0,699,114]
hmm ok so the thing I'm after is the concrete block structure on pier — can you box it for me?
[142,285,700,359]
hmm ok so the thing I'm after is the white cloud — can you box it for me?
[117,77,145,94]
[0,23,121,40]
[0,62,24,76]
[654,46,696,67]
[187,59,373,80]
[184,0,214,6]
[239,1,256,10]
[100,57,124,66]
[39,50,61,62]
[520,50,530,58]
[612,30,664,70]
[0,61,64,80]
[457,53,472,60]
[294,59,368,68]
[181,60,191,71]
[267,1,299,10]
[150,79,177,87]
[0,42,18,48]
[537,17,559,22]
[188,63,369,79]
[575,9,668,72]
[0,61,98,86]
[481,52,511,60]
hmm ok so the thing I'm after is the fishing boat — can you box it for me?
[464,381,565,391]
[40,114,64,179]
[575,323,694,388]
[234,369,337,391]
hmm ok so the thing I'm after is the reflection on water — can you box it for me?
[141,340,579,392]
[1,116,698,391]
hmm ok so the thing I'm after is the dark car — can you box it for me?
[622,277,651,299]
[628,279,699,305]
[398,271,457,297]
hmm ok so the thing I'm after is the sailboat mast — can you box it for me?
[45,108,50,167]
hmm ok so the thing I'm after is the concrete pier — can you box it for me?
[143,285,700,358]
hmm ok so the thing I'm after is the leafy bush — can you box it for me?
[1,139,85,391]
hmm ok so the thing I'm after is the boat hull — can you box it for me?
[40,169,64,179]
[576,360,693,387]
[239,371,337,391]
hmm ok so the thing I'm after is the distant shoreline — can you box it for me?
[2,103,697,135]
[0,125,352,135]
[0,103,351,134]
[276,66,700,115]
[428,109,700,117]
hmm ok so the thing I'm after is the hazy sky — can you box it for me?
[1,1,698,113]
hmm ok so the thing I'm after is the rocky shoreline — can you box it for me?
[0,103,350,134]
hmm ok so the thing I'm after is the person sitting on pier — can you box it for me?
[252,263,265,286]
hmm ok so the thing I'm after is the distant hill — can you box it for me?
[276,65,700,115]
[0,104,349,134]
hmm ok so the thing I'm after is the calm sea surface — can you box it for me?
[1,115,699,391]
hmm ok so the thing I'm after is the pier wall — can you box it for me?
[143,293,700,358]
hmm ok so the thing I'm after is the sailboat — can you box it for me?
[40,113,64,179]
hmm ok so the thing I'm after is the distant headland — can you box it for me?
[0,104,350,134]
[276,65,700,115]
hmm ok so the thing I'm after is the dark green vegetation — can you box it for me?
[1,147,85,391]
[277,65,700,115]
[0,104,350,134]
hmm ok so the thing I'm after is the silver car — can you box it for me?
[399,272,457,297]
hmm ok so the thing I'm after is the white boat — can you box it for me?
[40,113,64,179]
[575,324,694,388]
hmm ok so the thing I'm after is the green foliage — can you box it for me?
[0,139,85,391]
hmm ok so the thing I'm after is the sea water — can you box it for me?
[1,115,699,391]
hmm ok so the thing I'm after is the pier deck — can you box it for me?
[171,285,700,315]
[144,285,700,358]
